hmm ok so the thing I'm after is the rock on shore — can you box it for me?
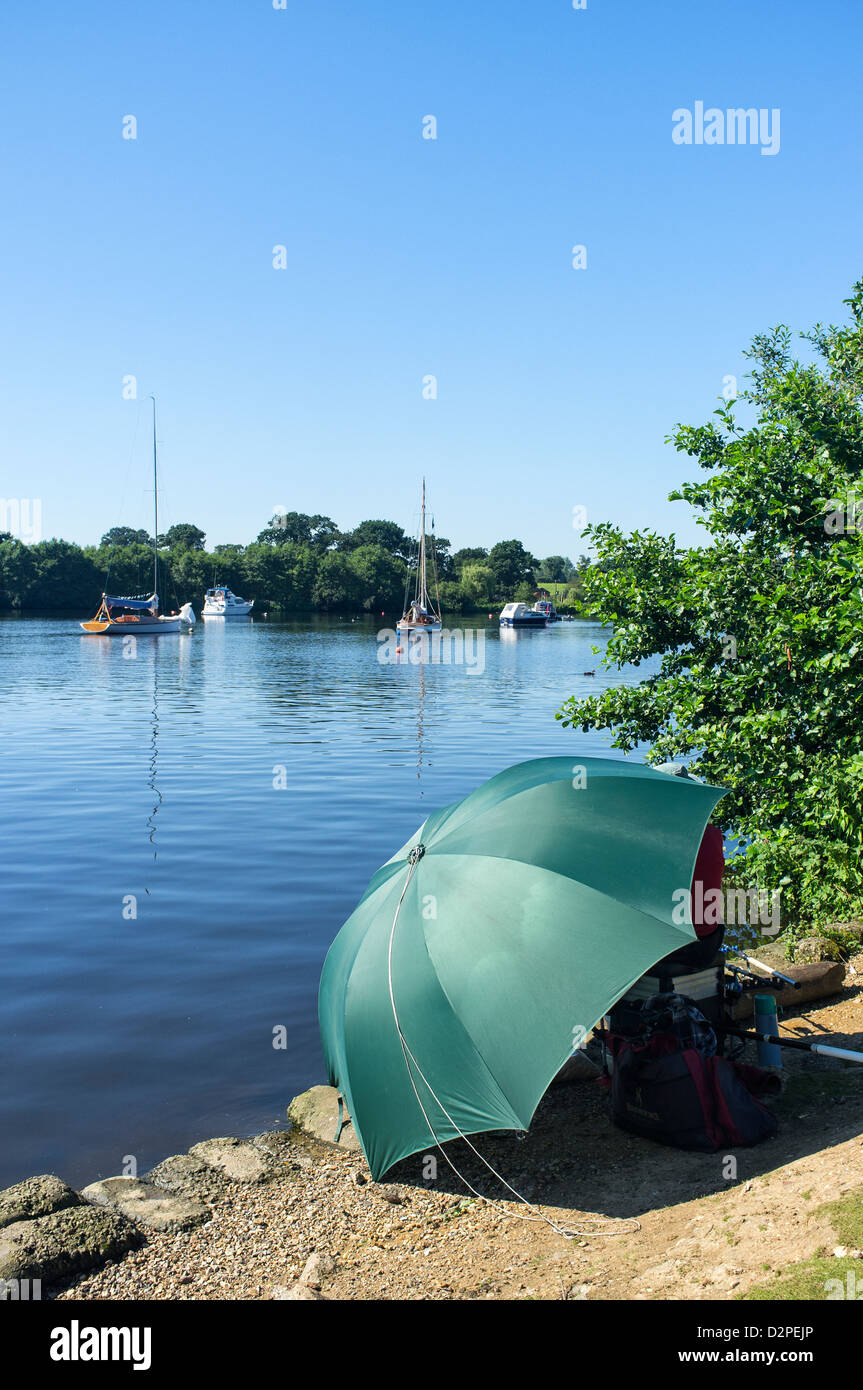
[0,1175,80,1229]
[81,1178,209,1234]
[0,1134,290,1293]
[287,1085,361,1153]
[0,1204,142,1284]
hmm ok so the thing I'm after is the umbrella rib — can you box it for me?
[385,849,639,1240]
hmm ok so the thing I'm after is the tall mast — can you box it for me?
[150,396,158,599]
[419,478,426,605]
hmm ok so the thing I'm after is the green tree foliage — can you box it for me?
[337,519,411,559]
[167,546,212,597]
[437,579,471,613]
[558,282,863,927]
[160,523,206,551]
[429,535,453,579]
[538,555,574,583]
[346,545,405,611]
[0,506,598,617]
[488,539,538,594]
[452,546,489,572]
[459,562,496,605]
[0,537,35,607]
[84,542,157,598]
[23,541,101,610]
[257,512,339,550]
[312,551,363,610]
[100,526,152,548]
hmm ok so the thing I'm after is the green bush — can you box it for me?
[558,282,863,929]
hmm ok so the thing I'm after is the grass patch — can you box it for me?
[772,1070,863,1113]
[815,1188,863,1249]
[740,1258,860,1300]
[740,1183,863,1299]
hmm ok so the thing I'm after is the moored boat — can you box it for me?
[397,480,442,635]
[532,599,560,622]
[81,397,193,636]
[81,594,193,635]
[202,586,254,617]
[499,602,548,628]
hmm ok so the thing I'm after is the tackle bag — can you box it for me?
[611,1011,779,1152]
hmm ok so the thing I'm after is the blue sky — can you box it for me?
[1,0,861,558]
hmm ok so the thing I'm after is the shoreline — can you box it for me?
[2,951,860,1303]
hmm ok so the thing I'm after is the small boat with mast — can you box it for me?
[397,480,442,635]
[81,397,194,636]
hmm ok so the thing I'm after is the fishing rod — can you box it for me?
[734,952,800,989]
[724,1025,863,1065]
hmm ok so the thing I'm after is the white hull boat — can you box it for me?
[81,602,193,636]
[499,602,547,628]
[202,586,254,617]
[397,480,443,635]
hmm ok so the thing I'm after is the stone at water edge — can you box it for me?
[0,1205,142,1283]
[287,1085,361,1154]
[81,1177,210,1233]
[252,1130,301,1165]
[188,1137,274,1184]
[145,1153,233,1201]
[0,1175,81,1230]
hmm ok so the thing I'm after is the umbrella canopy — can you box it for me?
[319,756,726,1179]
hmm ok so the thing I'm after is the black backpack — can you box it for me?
[610,998,779,1151]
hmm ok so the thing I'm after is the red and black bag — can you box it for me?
[611,1033,779,1151]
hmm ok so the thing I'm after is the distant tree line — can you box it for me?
[0,512,593,614]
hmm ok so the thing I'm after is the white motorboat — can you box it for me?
[81,398,194,636]
[532,599,560,622]
[499,602,547,628]
[397,480,442,635]
[202,586,254,617]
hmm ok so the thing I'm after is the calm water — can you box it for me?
[0,614,656,1188]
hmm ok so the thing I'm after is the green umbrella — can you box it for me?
[319,756,726,1180]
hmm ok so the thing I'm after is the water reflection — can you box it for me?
[145,662,162,860]
[416,662,427,793]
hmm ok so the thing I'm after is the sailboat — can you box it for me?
[397,479,442,635]
[81,398,195,636]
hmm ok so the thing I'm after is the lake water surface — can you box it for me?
[0,614,656,1188]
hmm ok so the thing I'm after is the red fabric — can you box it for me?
[691,823,725,937]
[682,1049,724,1148]
[707,1057,746,1146]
